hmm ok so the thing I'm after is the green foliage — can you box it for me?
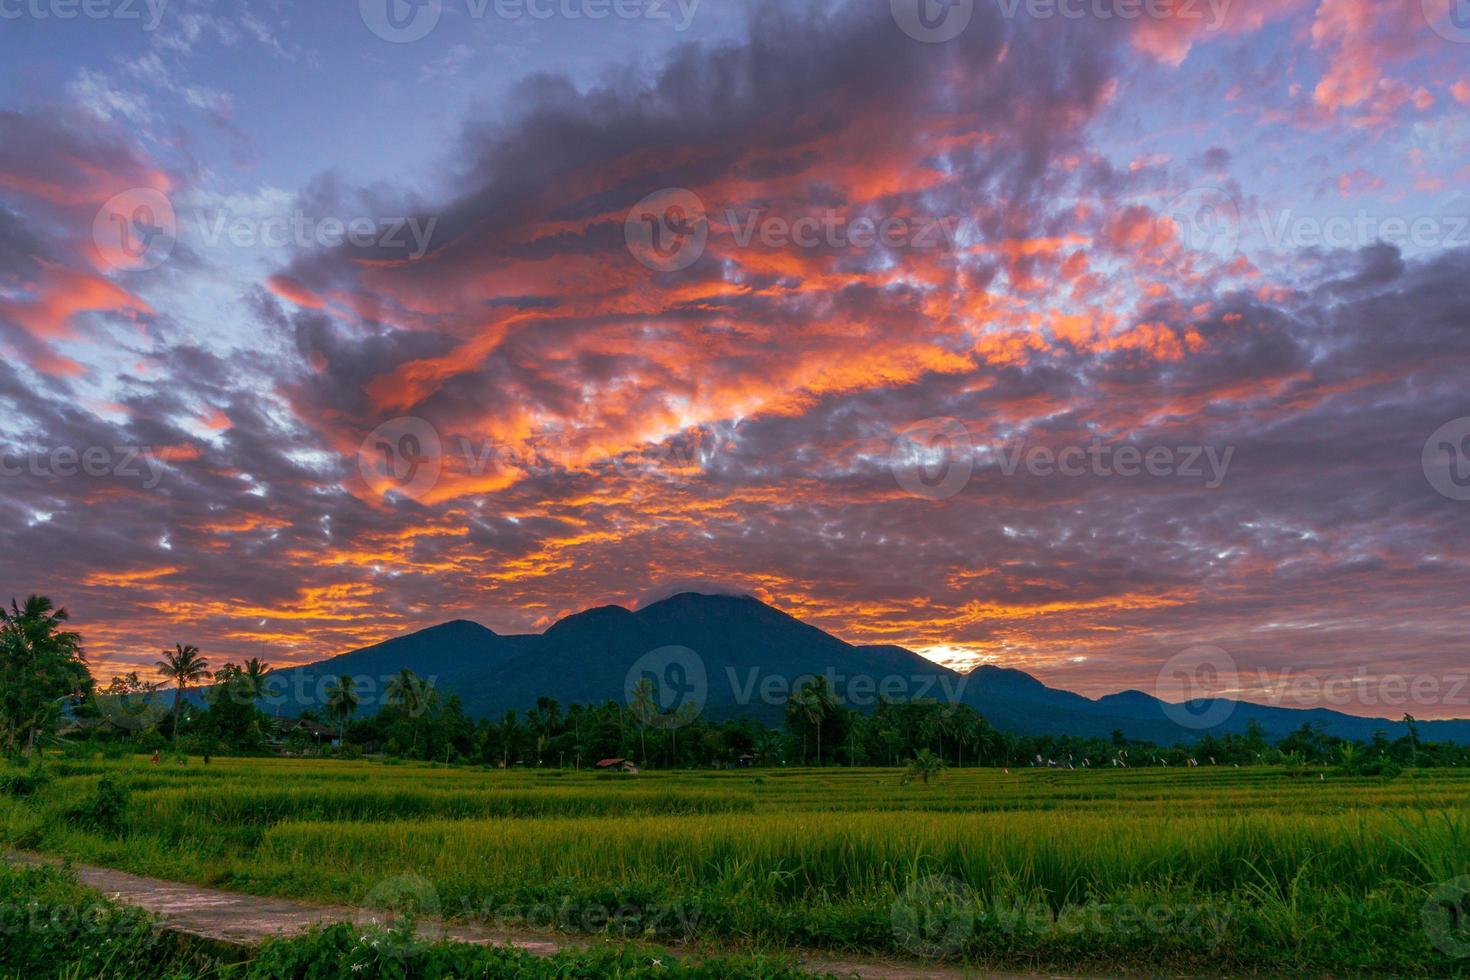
[0,595,90,759]
[64,773,130,835]
[249,924,816,979]
[203,662,270,750]
[0,863,816,980]
[156,643,211,745]
[324,674,359,744]
[900,748,945,785]
[785,676,840,765]
[0,864,215,979]
[0,762,50,798]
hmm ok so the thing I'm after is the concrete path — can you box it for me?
[4,852,1067,979]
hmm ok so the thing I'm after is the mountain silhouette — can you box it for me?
[253,592,1470,745]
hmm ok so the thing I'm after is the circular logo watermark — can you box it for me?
[359,873,443,952]
[891,875,974,957]
[1422,0,1470,43]
[1155,644,1238,729]
[1155,188,1240,267]
[891,0,974,43]
[358,417,443,502]
[359,0,442,42]
[890,417,974,500]
[93,188,176,272]
[93,683,171,733]
[624,645,707,730]
[624,188,708,272]
[1422,417,1470,501]
[86,654,170,733]
[1424,876,1470,958]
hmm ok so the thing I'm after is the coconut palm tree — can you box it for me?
[155,644,211,745]
[0,595,88,758]
[324,674,359,747]
[669,699,699,768]
[385,668,427,754]
[798,677,837,765]
[497,709,520,768]
[785,687,811,764]
[240,658,272,701]
[902,748,945,786]
[952,705,979,768]
[754,726,784,767]
[629,677,655,765]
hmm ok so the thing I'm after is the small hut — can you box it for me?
[595,757,640,774]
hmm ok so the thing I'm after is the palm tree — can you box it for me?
[754,726,784,766]
[902,748,946,786]
[0,595,88,757]
[785,688,811,764]
[952,706,978,768]
[155,644,211,745]
[535,696,560,744]
[669,699,699,768]
[240,658,272,701]
[801,688,825,765]
[498,709,520,768]
[629,677,655,765]
[798,677,837,765]
[386,669,426,754]
[324,675,359,747]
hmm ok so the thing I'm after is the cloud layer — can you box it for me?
[1,0,1467,717]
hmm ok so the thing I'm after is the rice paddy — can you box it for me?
[3,757,1468,975]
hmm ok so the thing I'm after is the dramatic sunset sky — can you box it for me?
[1,0,1467,716]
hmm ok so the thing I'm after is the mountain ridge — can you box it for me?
[250,592,1470,745]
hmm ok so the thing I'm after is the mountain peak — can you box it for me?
[633,580,755,608]
[542,603,637,639]
[634,591,811,632]
[410,619,498,639]
[639,590,760,611]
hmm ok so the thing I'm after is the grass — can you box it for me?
[0,861,819,979]
[3,756,1468,975]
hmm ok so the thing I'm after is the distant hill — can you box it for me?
[245,592,1470,745]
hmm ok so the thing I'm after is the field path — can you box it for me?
[5,852,1079,979]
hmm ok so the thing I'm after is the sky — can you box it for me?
[0,0,1468,718]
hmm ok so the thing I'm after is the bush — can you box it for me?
[65,774,130,834]
[0,765,50,799]
[0,864,213,979]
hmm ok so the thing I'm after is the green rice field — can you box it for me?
[3,757,1469,975]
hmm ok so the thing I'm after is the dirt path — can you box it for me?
[4,852,1070,979]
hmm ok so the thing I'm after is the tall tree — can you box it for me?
[156,643,211,745]
[386,668,428,755]
[0,595,90,758]
[239,658,272,701]
[790,677,837,765]
[204,663,267,747]
[325,674,359,746]
[629,677,655,765]
[497,709,520,768]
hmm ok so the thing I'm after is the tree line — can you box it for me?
[3,594,1466,775]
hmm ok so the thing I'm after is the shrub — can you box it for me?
[0,864,210,979]
[0,765,50,799]
[65,774,130,834]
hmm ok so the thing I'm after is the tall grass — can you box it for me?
[3,757,1467,974]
